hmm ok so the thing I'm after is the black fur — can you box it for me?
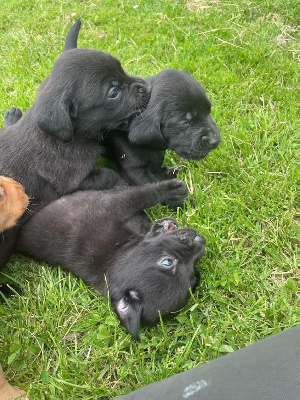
[105,69,221,186]
[62,20,220,188]
[16,179,205,340]
[0,25,150,268]
[64,18,81,51]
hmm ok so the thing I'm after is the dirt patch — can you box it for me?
[187,0,220,12]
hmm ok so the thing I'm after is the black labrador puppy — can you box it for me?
[0,26,150,268]
[63,20,220,187]
[105,69,220,186]
[16,179,205,340]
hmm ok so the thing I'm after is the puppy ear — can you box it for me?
[128,104,166,149]
[114,290,143,341]
[33,85,76,143]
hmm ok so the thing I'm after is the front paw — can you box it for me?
[161,166,181,179]
[168,195,196,210]
[162,178,188,205]
[4,107,22,127]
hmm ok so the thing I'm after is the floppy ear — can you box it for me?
[33,85,76,143]
[114,290,143,341]
[128,103,166,149]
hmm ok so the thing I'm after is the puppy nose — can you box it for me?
[194,235,205,245]
[208,136,220,148]
[202,131,220,149]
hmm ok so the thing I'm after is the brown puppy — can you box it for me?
[0,176,28,400]
[0,176,28,231]
[0,364,28,400]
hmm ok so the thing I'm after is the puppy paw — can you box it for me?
[161,166,181,179]
[4,107,22,127]
[168,199,186,210]
[162,178,188,204]
[168,195,196,210]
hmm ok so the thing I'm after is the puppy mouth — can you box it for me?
[177,149,210,161]
[163,219,178,232]
[154,218,179,234]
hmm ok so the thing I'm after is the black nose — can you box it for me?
[194,235,206,245]
[202,131,220,149]
[209,136,220,148]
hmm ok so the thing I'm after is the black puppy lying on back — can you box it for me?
[63,20,221,187]
[0,22,150,267]
[16,179,205,340]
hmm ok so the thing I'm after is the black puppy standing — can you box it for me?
[16,179,205,340]
[0,23,150,268]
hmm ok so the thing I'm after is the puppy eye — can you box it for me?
[108,87,121,99]
[160,258,174,267]
[182,120,190,127]
[158,257,177,274]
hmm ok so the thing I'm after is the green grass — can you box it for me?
[0,0,299,398]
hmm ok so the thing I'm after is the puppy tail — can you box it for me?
[64,18,81,51]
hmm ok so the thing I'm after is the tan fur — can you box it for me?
[0,365,28,400]
[0,176,29,398]
[0,176,28,232]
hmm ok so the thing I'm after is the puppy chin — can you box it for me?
[176,149,211,160]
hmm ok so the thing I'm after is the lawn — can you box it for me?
[0,0,299,398]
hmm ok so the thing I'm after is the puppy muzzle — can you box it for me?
[173,229,206,248]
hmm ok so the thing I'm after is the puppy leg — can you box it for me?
[78,168,127,190]
[113,179,188,219]
[4,107,22,127]
[0,365,28,400]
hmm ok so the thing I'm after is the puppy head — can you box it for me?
[128,69,220,159]
[33,49,150,143]
[108,218,205,340]
[0,176,28,231]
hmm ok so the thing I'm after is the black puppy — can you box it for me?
[105,69,221,186]
[0,25,150,267]
[16,179,205,340]
[62,20,220,186]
